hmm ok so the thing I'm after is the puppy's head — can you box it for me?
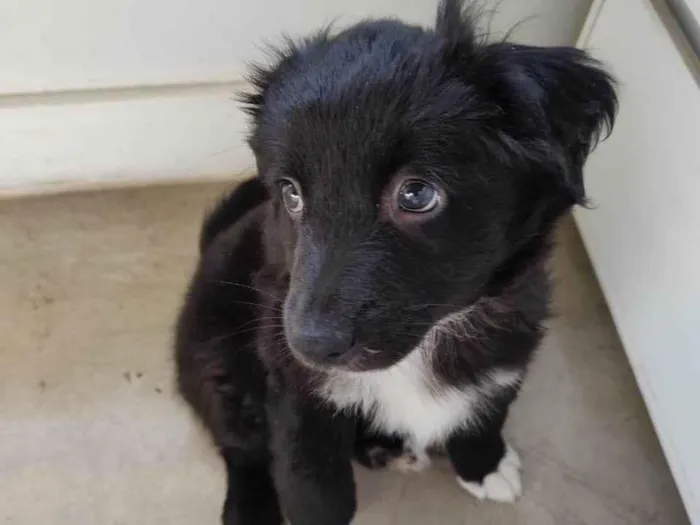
[242,0,617,371]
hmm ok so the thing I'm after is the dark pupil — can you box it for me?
[400,182,434,211]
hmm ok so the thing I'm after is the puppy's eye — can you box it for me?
[397,180,440,213]
[279,179,303,214]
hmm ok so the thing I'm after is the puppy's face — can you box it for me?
[244,1,616,371]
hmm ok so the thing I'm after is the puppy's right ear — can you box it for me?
[238,37,303,174]
[238,35,300,120]
[239,30,332,120]
[239,31,332,172]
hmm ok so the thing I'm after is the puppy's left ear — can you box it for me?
[435,1,617,204]
[493,45,618,204]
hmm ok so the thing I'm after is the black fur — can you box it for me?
[175,1,617,523]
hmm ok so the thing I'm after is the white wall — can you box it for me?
[576,0,700,521]
[0,0,592,194]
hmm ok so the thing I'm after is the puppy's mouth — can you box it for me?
[286,341,394,373]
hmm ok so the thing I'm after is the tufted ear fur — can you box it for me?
[238,31,332,120]
[489,43,618,205]
[436,0,618,206]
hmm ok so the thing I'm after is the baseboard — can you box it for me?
[0,85,255,197]
[0,171,255,200]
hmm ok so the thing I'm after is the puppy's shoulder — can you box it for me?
[199,177,270,253]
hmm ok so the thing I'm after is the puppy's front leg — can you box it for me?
[268,393,356,525]
[447,401,523,504]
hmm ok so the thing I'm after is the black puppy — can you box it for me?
[175,1,617,523]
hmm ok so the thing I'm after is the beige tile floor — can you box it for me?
[0,182,689,525]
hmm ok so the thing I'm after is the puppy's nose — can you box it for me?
[286,317,355,366]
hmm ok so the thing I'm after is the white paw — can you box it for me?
[457,445,522,503]
[390,447,432,473]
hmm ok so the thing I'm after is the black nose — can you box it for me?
[286,317,355,365]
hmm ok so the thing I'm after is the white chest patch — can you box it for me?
[320,346,521,449]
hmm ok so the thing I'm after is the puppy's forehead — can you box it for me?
[285,101,400,182]
[261,24,455,168]
[266,21,434,113]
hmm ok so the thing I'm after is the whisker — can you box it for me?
[201,323,287,345]
[211,280,284,303]
[231,316,284,332]
[403,303,464,311]
[226,300,283,312]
